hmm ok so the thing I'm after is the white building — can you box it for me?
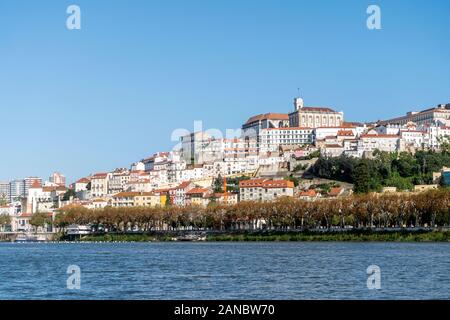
[315,126,357,141]
[241,113,290,148]
[288,97,344,128]
[424,125,450,150]
[130,161,145,171]
[49,172,66,186]
[259,127,314,154]
[400,129,426,150]
[8,180,25,203]
[321,144,345,157]
[239,179,294,202]
[358,134,400,154]
[90,173,111,198]
[379,103,450,127]
[108,169,130,194]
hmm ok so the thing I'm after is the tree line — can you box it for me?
[54,188,450,233]
[312,150,450,193]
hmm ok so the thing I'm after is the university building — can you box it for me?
[379,103,450,126]
[288,97,344,128]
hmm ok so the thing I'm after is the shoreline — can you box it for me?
[71,230,450,242]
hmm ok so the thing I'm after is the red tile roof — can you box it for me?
[245,113,289,125]
[186,187,210,195]
[76,178,90,184]
[337,130,354,136]
[329,187,343,197]
[92,173,108,179]
[176,181,192,189]
[299,190,317,197]
[30,180,42,189]
[239,179,294,189]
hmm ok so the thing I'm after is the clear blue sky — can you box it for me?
[1,0,449,183]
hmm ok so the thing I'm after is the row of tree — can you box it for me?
[54,188,450,232]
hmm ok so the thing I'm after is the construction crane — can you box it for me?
[223,176,227,203]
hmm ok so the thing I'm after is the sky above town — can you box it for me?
[1,0,450,183]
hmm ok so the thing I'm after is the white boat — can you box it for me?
[14,234,41,242]
[67,224,92,236]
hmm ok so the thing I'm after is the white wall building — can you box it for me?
[358,134,400,153]
[259,127,314,154]
[288,97,344,128]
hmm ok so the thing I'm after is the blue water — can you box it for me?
[0,242,448,300]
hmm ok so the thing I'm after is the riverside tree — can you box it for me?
[54,188,450,233]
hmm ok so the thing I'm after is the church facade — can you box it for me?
[288,97,344,128]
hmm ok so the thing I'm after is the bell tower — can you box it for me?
[294,97,304,110]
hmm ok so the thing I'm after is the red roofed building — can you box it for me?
[239,178,294,201]
[328,187,344,197]
[91,173,111,198]
[242,113,290,150]
[73,177,90,192]
[185,187,212,206]
[211,192,239,205]
[168,181,195,206]
[298,189,320,201]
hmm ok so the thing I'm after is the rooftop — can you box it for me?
[244,113,289,125]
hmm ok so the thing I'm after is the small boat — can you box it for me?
[14,234,39,243]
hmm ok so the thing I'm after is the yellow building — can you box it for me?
[111,192,166,208]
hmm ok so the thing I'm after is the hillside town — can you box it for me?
[1,97,450,236]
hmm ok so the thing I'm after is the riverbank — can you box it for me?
[74,230,450,242]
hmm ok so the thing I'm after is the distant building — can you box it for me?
[328,187,344,197]
[108,169,130,195]
[379,103,450,127]
[74,177,90,192]
[358,134,400,154]
[242,113,289,150]
[49,172,66,186]
[0,182,9,203]
[185,187,212,206]
[168,181,195,206]
[211,192,239,205]
[288,97,344,128]
[90,173,110,198]
[259,127,315,154]
[413,185,439,192]
[9,180,25,203]
[298,189,320,201]
[442,171,450,186]
[111,192,166,208]
[24,177,42,196]
[239,179,294,201]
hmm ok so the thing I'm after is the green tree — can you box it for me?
[0,214,11,231]
[62,189,77,201]
[284,175,300,187]
[0,195,8,206]
[213,174,224,193]
[29,212,52,233]
[353,162,371,193]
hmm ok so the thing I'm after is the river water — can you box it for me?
[0,242,448,299]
